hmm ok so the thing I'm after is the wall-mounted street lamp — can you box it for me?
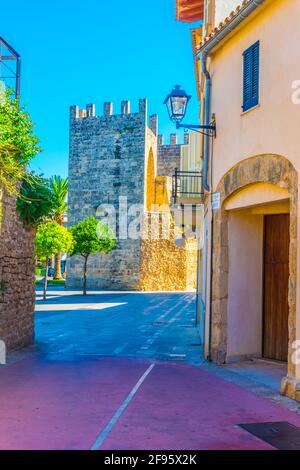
[164,85,216,137]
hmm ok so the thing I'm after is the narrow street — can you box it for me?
[34,289,201,363]
[0,288,300,450]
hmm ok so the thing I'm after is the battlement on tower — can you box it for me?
[67,95,196,292]
[156,132,189,177]
[157,132,189,147]
[68,96,159,290]
[70,99,148,121]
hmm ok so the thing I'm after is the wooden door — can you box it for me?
[263,214,289,362]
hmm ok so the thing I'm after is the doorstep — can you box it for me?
[222,358,287,391]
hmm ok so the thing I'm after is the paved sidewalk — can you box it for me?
[2,354,300,450]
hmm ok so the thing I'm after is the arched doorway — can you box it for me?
[210,155,297,388]
[224,183,290,363]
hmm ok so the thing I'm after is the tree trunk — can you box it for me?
[43,259,49,301]
[54,253,62,279]
[83,255,88,295]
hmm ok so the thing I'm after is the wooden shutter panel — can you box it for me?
[243,48,251,110]
[243,41,260,111]
[252,42,259,101]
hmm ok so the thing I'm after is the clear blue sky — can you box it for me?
[2,0,200,178]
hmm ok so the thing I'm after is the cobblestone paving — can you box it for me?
[35,288,202,365]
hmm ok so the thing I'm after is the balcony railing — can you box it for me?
[172,169,203,203]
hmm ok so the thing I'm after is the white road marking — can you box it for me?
[90,363,155,450]
[113,344,128,355]
[35,302,127,312]
[138,297,187,353]
[57,345,75,353]
[56,333,71,339]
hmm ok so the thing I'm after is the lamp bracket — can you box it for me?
[175,121,216,137]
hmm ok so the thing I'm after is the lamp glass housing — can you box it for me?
[164,85,191,123]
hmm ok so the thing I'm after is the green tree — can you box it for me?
[0,88,40,195]
[35,221,74,300]
[70,216,116,295]
[49,175,68,279]
[50,176,68,224]
[16,173,54,226]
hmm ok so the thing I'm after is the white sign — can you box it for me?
[211,192,221,211]
[0,340,6,365]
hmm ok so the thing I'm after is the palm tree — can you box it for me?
[49,175,68,279]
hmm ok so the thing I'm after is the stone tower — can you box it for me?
[67,99,158,289]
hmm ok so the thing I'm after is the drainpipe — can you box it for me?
[200,51,214,361]
[200,51,211,193]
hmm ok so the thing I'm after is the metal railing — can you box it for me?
[172,169,203,203]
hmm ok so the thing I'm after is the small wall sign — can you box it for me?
[211,192,221,211]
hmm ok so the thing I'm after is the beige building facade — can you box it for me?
[190,0,300,400]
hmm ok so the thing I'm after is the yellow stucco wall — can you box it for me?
[209,0,300,186]
[224,182,290,211]
[180,132,202,172]
[199,0,300,394]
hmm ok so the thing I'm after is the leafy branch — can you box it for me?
[0,88,41,195]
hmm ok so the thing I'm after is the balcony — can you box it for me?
[172,169,204,205]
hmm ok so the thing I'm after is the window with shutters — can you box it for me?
[242,41,260,112]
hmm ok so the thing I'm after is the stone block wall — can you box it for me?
[0,189,35,351]
[67,100,197,292]
[67,99,158,289]
[140,213,197,291]
[68,240,142,290]
[154,176,172,207]
[157,133,186,177]
[186,238,198,291]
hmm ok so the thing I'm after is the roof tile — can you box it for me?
[198,0,252,49]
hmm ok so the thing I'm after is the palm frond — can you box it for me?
[49,175,68,223]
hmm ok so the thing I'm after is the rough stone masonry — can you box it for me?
[67,99,157,289]
[0,189,35,351]
[67,98,196,290]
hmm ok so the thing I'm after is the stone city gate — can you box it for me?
[67,99,197,291]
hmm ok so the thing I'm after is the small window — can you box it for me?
[243,41,260,112]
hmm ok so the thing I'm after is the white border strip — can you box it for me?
[90,363,155,450]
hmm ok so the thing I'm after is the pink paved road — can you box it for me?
[1,354,300,450]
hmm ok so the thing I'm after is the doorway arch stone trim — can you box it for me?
[211,155,298,398]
